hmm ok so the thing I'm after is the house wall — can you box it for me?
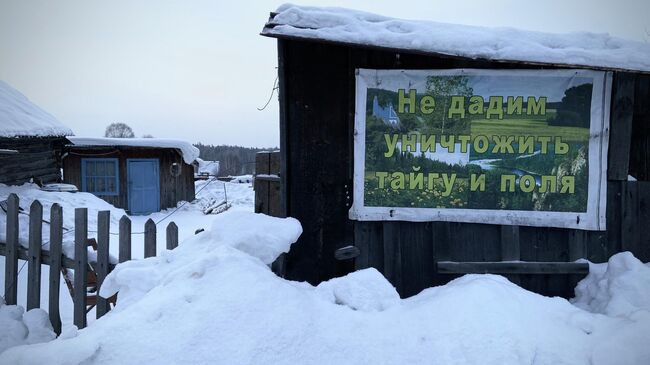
[63,147,195,212]
[277,38,650,298]
[0,137,67,185]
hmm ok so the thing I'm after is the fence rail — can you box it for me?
[1,193,178,334]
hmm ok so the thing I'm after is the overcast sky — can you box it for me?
[1,0,648,147]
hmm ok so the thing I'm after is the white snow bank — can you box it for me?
[263,4,650,72]
[3,213,650,364]
[572,251,650,317]
[67,137,200,164]
[0,81,73,138]
[315,268,400,311]
[195,158,220,176]
[0,183,126,260]
[0,303,56,354]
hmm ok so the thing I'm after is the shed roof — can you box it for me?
[67,137,200,164]
[262,5,650,73]
[0,80,73,138]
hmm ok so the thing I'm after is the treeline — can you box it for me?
[193,143,277,176]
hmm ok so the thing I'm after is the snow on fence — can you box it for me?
[0,193,179,334]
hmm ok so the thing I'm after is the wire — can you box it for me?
[257,76,279,111]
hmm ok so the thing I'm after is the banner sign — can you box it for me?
[350,69,611,230]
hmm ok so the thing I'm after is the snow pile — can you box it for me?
[67,137,200,164]
[2,215,650,364]
[263,5,650,72]
[0,303,56,354]
[0,183,126,260]
[572,252,650,317]
[195,158,220,176]
[0,81,73,138]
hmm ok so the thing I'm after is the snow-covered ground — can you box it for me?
[0,179,254,332]
[2,181,650,364]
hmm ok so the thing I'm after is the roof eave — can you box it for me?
[261,28,650,75]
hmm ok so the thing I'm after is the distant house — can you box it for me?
[372,96,400,127]
[0,81,73,186]
[63,137,198,215]
[194,158,220,180]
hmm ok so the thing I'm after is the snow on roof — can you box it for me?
[0,81,73,138]
[262,5,650,73]
[67,137,200,164]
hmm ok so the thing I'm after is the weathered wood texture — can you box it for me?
[74,208,88,329]
[27,200,43,310]
[0,137,67,185]
[144,219,156,258]
[3,194,19,304]
[62,146,195,213]
[254,151,282,216]
[48,204,63,335]
[1,195,182,334]
[277,39,650,299]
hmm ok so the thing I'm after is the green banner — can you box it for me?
[351,69,611,230]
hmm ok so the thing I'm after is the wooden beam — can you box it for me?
[3,194,19,305]
[27,200,43,310]
[608,72,636,180]
[437,261,589,275]
[48,204,63,335]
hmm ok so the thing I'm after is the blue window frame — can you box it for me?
[81,158,119,196]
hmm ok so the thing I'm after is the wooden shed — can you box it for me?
[262,6,650,298]
[63,137,198,215]
[0,81,72,185]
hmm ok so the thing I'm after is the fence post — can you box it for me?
[119,216,131,263]
[144,219,156,258]
[166,222,178,250]
[96,211,110,318]
[74,208,88,329]
[4,194,19,305]
[27,200,43,310]
[49,204,63,335]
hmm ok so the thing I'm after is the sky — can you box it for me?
[0,0,648,148]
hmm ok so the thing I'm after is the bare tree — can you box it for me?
[105,123,135,138]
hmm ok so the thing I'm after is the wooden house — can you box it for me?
[0,81,72,186]
[63,137,198,215]
[261,6,650,298]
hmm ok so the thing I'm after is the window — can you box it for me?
[81,158,119,196]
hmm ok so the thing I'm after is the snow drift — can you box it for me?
[1,210,649,364]
[263,4,650,73]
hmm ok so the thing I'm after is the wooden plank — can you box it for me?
[500,225,521,285]
[629,75,650,180]
[437,261,589,275]
[119,216,132,262]
[608,73,636,180]
[382,221,402,291]
[277,39,288,218]
[3,194,19,305]
[500,225,520,261]
[48,204,63,335]
[166,222,178,250]
[27,200,43,310]
[144,219,156,258]
[399,222,434,298]
[96,211,110,318]
[0,243,75,268]
[621,181,640,258]
[353,221,370,270]
[74,208,88,329]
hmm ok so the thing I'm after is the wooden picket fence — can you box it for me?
[0,193,179,334]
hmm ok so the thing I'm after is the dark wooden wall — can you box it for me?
[63,147,195,213]
[0,137,67,185]
[277,38,650,298]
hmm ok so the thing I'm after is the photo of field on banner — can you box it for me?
[350,69,611,230]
